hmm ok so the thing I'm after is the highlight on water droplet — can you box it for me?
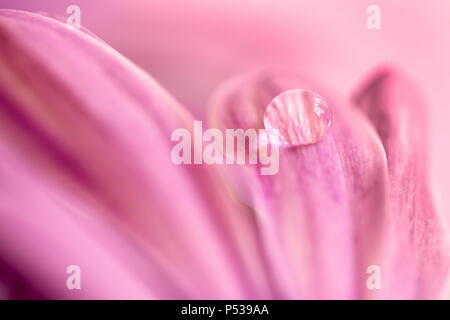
[263,89,332,146]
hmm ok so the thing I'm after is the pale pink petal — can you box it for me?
[208,71,389,299]
[353,68,450,299]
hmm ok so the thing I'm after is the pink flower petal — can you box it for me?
[208,71,389,299]
[353,67,450,299]
[0,10,270,299]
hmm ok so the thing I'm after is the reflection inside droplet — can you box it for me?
[263,89,332,146]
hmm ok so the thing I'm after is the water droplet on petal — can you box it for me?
[263,89,332,146]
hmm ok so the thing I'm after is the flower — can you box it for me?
[0,9,448,299]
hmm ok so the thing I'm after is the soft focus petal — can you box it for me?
[353,68,450,298]
[0,10,270,299]
[208,71,389,299]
